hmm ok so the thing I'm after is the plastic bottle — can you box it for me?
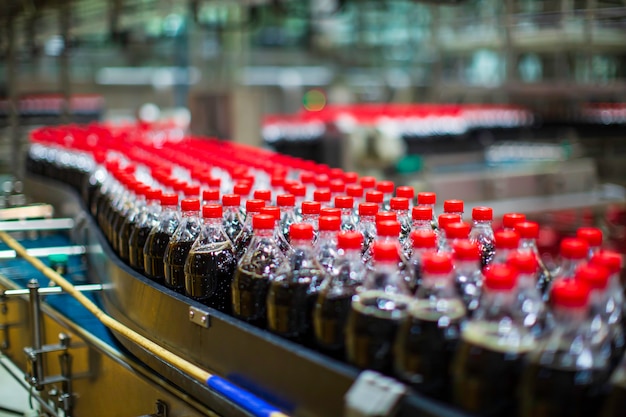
[396,186,415,209]
[437,214,462,253]
[360,176,376,193]
[117,183,149,261]
[411,206,433,233]
[128,188,162,271]
[334,196,356,232]
[329,179,345,199]
[253,189,272,205]
[232,214,287,327]
[452,240,484,316]
[443,199,464,217]
[577,227,603,259]
[515,221,553,295]
[520,278,609,417]
[469,206,495,269]
[233,199,266,260]
[441,222,471,254]
[233,182,252,210]
[289,183,307,218]
[357,202,378,257]
[346,184,364,218]
[313,189,332,209]
[491,230,521,266]
[547,238,590,294]
[576,264,624,370]
[267,223,326,343]
[277,194,297,243]
[345,241,413,374]
[390,197,411,246]
[184,204,236,313]
[365,190,384,212]
[408,229,437,290]
[164,198,202,293]
[417,192,437,229]
[452,265,536,416]
[376,180,395,211]
[395,252,466,399]
[315,216,341,274]
[260,206,292,256]
[202,188,220,206]
[314,231,366,354]
[502,212,526,231]
[507,251,548,338]
[222,194,243,243]
[590,250,624,335]
[143,193,180,283]
[301,201,321,237]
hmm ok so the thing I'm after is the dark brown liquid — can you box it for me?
[601,379,626,417]
[314,292,353,352]
[117,215,136,262]
[184,246,236,314]
[394,300,464,400]
[232,268,271,327]
[164,240,194,293]
[234,228,253,260]
[520,362,607,417]
[266,269,321,343]
[452,325,534,416]
[345,291,410,374]
[477,236,495,269]
[143,231,173,283]
[223,215,243,243]
[129,225,152,271]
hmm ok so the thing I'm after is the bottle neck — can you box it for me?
[455,259,481,274]
[253,229,274,239]
[291,238,314,250]
[341,248,363,264]
[204,217,223,227]
[317,230,337,242]
[471,220,494,237]
[519,238,538,252]
[552,305,588,330]
[517,272,537,290]
[182,210,197,218]
[412,219,431,230]
[560,257,586,277]
[359,215,375,224]
[421,272,455,293]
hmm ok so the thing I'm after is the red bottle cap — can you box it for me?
[300,172,315,184]
[246,199,266,214]
[360,176,376,189]
[377,220,401,237]
[372,241,399,262]
[376,212,397,224]
[338,231,363,250]
[376,180,394,194]
[411,230,437,249]
[453,240,480,261]
[253,214,275,230]
[575,264,610,291]
[438,214,462,230]
[314,175,330,188]
[506,251,537,274]
[417,192,436,205]
[495,230,520,250]
[290,223,314,240]
[515,221,539,239]
[319,216,341,231]
[396,186,415,200]
[160,193,178,206]
[576,227,603,247]
[484,265,518,291]
[334,196,354,209]
[358,202,379,216]
[260,206,281,222]
[222,194,240,207]
[472,206,493,221]
[202,204,223,219]
[343,172,358,184]
[590,250,622,274]
[560,238,589,260]
[412,206,433,221]
[320,208,341,219]
[390,197,409,211]
[444,199,464,214]
[184,184,201,197]
[330,180,346,193]
[423,252,453,274]
[208,177,221,188]
[289,183,306,197]
[277,194,295,207]
[445,222,471,239]
[270,175,285,188]
[202,188,220,202]
[253,189,272,202]
[502,213,526,229]
[146,188,162,201]
[551,279,590,308]
[346,184,364,198]
[181,198,200,212]
[329,168,344,180]
[234,182,252,196]
[365,190,384,204]
[314,189,331,203]
[302,201,321,215]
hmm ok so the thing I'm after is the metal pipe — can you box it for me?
[0,245,86,259]
[3,284,102,297]
[27,279,44,391]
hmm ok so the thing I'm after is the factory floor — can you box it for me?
[0,359,33,417]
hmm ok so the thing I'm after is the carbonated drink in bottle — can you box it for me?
[164,198,202,293]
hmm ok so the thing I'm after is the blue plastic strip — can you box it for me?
[206,375,283,417]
